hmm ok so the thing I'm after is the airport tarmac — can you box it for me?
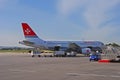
[0,53,120,80]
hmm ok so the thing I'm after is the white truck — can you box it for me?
[54,51,76,57]
[30,50,41,57]
[54,51,65,57]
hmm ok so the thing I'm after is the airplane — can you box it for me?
[19,23,104,54]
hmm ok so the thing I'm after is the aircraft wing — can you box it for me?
[19,40,35,46]
[19,40,46,49]
[67,42,81,52]
[69,42,80,48]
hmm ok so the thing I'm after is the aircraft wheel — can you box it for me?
[89,59,92,61]
[32,55,34,57]
[38,55,41,57]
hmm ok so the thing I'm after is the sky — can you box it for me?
[0,0,120,47]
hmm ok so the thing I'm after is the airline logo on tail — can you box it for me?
[22,23,38,38]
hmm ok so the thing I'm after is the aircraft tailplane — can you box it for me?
[21,23,45,47]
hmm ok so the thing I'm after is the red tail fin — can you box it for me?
[22,23,37,37]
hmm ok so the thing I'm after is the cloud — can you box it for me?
[57,0,89,15]
[57,0,120,43]
[82,0,120,41]
[0,0,18,9]
[0,0,9,8]
[81,24,117,41]
[84,0,120,28]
